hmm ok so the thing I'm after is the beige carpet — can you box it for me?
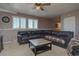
[0,42,68,56]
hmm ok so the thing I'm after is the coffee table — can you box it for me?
[29,38,52,56]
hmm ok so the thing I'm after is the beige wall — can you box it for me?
[52,16,61,31]
[38,18,53,29]
[0,12,53,29]
[0,12,53,43]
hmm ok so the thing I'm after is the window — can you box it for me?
[33,20,38,29]
[13,16,27,29]
[28,19,33,28]
[13,16,38,29]
[20,18,26,28]
[28,19,38,29]
[13,17,20,29]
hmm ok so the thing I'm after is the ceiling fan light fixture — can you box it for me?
[35,6,41,10]
[34,3,51,11]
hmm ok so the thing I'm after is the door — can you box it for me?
[63,16,76,36]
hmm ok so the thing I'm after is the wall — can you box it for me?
[52,16,61,31]
[0,12,53,29]
[76,14,79,37]
[38,18,53,29]
[0,12,53,43]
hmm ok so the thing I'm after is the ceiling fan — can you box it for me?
[34,3,51,11]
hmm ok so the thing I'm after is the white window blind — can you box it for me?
[13,17,20,29]
[28,19,38,29]
[33,20,38,29]
[13,16,38,29]
[13,16,27,29]
[20,18,26,28]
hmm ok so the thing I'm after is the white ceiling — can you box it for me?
[0,3,79,18]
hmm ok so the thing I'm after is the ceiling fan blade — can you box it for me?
[35,3,41,6]
[35,3,51,6]
[41,3,51,6]
[40,7,44,11]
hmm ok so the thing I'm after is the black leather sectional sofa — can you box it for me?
[17,30,73,48]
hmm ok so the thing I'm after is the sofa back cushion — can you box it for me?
[18,31,29,36]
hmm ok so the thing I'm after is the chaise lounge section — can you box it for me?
[45,31,73,48]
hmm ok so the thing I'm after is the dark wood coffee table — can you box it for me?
[29,38,52,56]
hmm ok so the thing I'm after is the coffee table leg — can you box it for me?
[34,47,37,56]
[29,42,37,56]
[29,42,30,48]
[50,43,52,50]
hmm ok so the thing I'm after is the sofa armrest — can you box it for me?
[17,35,22,41]
[17,35,22,38]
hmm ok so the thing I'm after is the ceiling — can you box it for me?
[0,3,79,18]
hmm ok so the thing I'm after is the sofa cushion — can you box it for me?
[44,35,50,40]
[22,36,29,39]
[55,38,65,44]
[18,31,29,36]
[44,35,65,44]
[29,35,42,39]
[44,35,56,41]
[58,34,68,38]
